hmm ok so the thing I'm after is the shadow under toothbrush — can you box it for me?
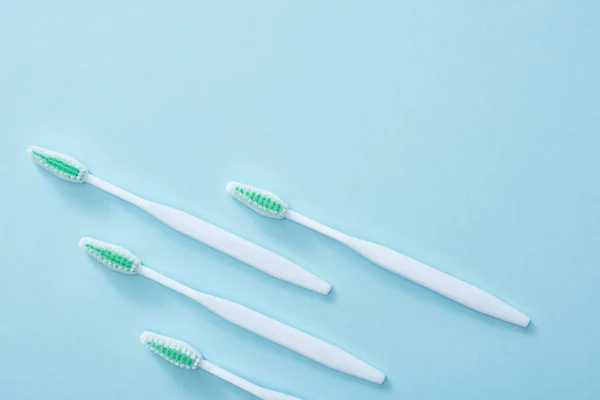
[82,255,169,309]
[33,167,113,215]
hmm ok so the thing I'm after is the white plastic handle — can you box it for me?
[141,201,331,295]
[346,238,530,327]
[138,266,384,384]
[287,210,530,327]
[194,292,385,384]
[142,201,331,295]
[85,175,331,295]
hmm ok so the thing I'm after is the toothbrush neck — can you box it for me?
[286,210,351,244]
[137,265,210,303]
[85,174,149,209]
[200,360,263,397]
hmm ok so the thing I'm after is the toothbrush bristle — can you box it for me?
[27,146,88,183]
[79,237,140,274]
[226,182,288,219]
[140,331,202,369]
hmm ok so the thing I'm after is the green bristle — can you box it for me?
[147,342,196,366]
[79,238,140,274]
[27,146,88,183]
[226,182,288,219]
[141,332,202,370]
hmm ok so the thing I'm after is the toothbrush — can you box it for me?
[140,331,301,400]
[226,182,531,328]
[26,146,331,295]
[81,237,385,384]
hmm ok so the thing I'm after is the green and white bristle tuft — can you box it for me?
[27,145,88,183]
[79,237,140,274]
[226,181,288,219]
[141,331,203,370]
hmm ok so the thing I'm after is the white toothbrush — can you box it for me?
[81,237,385,384]
[26,146,331,295]
[141,331,302,400]
[226,182,531,328]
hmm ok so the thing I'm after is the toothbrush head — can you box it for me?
[79,237,140,274]
[226,181,288,219]
[140,331,203,369]
[27,145,88,183]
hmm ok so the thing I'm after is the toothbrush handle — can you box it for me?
[195,293,385,384]
[138,266,385,384]
[201,361,301,400]
[346,238,530,327]
[287,211,529,327]
[86,175,330,295]
[142,201,331,295]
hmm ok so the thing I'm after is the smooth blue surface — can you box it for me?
[1,2,599,399]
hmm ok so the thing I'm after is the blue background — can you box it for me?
[1,1,599,399]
